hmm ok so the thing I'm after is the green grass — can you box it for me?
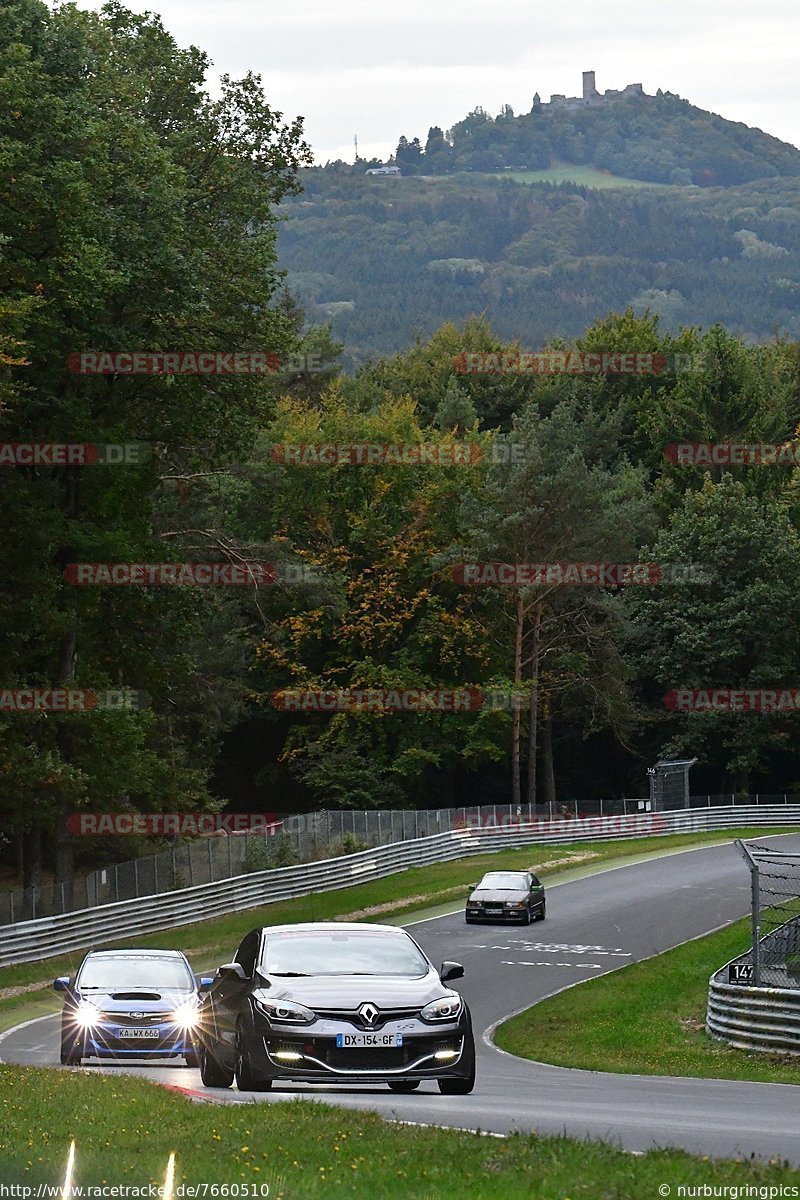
[498,165,672,189]
[1,829,793,1022]
[1,1064,798,1192]
[496,916,800,1084]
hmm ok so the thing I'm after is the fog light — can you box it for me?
[273,1050,302,1061]
[434,1049,459,1060]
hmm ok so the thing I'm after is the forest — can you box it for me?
[3,0,800,893]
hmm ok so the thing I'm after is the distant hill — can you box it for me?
[372,90,800,188]
[278,170,800,367]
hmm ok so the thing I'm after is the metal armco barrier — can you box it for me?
[2,804,799,966]
[707,909,800,1054]
[707,976,800,1055]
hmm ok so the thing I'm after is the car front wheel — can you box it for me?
[60,1025,83,1066]
[200,1041,233,1088]
[437,1040,476,1095]
[235,1026,272,1092]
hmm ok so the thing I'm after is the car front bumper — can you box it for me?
[64,1020,197,1058]
[248,1020,473,1082]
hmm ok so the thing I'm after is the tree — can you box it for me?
[628,476,800,791]
[0,0,311,888]
[455,400,651,805]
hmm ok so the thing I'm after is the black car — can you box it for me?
[197,922,475,1094]
[465,870,546,924]
[54,948,210,1066]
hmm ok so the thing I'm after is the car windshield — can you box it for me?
[77,956,194,991]
[477,873,527,891]
[261,930,429,978]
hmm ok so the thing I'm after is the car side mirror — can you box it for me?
[440,961,464,982]
[216,962,247,982]
[53,977,70,992]
[467,883,477,891]
[197,976,215,990]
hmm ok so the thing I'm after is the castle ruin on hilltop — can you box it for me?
[532,71,645,111]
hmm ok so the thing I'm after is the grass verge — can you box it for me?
[495,915,800,1084]
[0,1064,797,1192]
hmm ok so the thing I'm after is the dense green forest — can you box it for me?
[382,90,800,185]
[4,0,800,890]
[280,170,800,368]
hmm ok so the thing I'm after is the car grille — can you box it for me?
[313,1006,420,1030]
[101,1012,164,1025]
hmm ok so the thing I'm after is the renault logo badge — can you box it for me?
[358,1002,379,1026]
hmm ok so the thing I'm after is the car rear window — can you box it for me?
[261,930,429,977]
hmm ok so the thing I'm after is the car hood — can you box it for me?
[75,989,196,1015]
[469,889,527,903]
[258,972,446,1009]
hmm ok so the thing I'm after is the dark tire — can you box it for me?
[60,1022,83,1066]
[60,1038,82,1066]
[388,1080,420,1093]
[522,907,532,925]
[200,1041,233,1088]
[438,1073,475,1095]
[235,1029,272,1092]
[537,901,546,921]
[438,1038,476,1095]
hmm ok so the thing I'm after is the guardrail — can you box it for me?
[707,927,800,1055]
[2,804,799,966]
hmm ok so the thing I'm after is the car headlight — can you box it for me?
[253,997,316,1025]
[506,901,527,908]
[172,1000,200,1030]
[421,994,463,1022]
[74,1000,101,1028]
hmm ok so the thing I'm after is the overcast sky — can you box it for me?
[75,0,799,163]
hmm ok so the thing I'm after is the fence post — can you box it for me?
[31,888,36,921]
[188,843,194,887]
[172,846,177,889]
[600,796,604,818]
[228,836,234,878]
[414,810,419,840]
[154,855,159,894]
[735,839,761,986]
[755,793,759,806]
[9,891,13,924]
[114,863,119,902]
[60,882,66,914]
